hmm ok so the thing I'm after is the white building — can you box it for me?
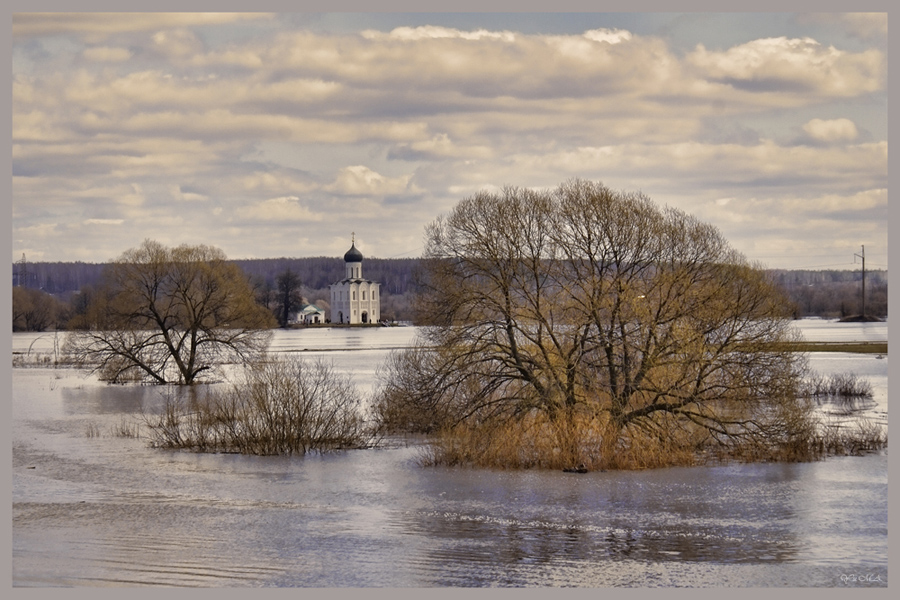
[329,238,381,324]
[289,304,326,325]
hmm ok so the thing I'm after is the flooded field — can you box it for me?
[10,321,888,587]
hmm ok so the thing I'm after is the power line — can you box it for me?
[383,246,424,259]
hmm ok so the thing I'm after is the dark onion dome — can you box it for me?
[343,243,363,263]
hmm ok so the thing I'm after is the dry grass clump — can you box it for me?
[418,410,705,471]
[416,388,886,471]
[418,411,602,471]
[113,418,141,438]
[144,356,371,455]
[82,418,143,439]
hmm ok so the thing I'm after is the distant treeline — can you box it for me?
[767,268,888,318]
[11,258,887,331]
[12,257,419,297]
[234,256,420,296]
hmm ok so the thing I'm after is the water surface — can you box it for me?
[11,323,888,587]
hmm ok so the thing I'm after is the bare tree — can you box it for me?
[249,274,276,313]
[12,286,65,331]
[65,240,276,384]
[376,180,809,467]
[275,268,304,327]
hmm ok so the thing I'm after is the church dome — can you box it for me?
[343,242,363,263]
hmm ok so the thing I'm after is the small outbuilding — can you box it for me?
[289,304,326,325]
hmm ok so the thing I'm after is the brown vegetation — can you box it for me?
[64,240,275,384]
[144,356,370,455]
[410,380,885,470]
[374,180,878,470]
[12,286,69,331]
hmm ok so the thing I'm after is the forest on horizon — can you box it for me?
[11,256,889,331]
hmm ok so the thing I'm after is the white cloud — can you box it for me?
[390,133,494,160]
[325,166,417,197]
[687,37,884,96]
[504,140,886,191]
[10,17,888,268]
[233,196,321,222]
[723,189,886,220]
[12,13,273,41]
[83,218,125,226]
[82,46,132,62]
[15,222,60,239]
[583,28,632,44]
[237,171,316,196]
[151,28,205,59]
[364,25,517,42]
[802,118,859,143]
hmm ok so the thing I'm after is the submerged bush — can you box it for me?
[379,181,820,471]
[395,363,885,470]
[410,387,830,471]
[814,418,888,456]
[417,409,704,471]
[801,372,873,399]
[145,356,371,455]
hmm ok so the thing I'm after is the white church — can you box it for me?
[329,236,381,324]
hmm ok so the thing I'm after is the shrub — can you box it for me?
[144,356,371,455]
[801,372,873,399]
[815,418,887,455]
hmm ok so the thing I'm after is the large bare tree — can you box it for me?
[377,180,808,465]
[65,240,276,384]
[275,268,304,327]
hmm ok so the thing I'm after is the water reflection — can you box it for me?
[400,467,810,576]
[60,383,166,415]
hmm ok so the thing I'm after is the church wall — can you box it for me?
[327,242,382,324]
[329,269,381,324]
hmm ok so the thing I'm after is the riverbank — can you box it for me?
[779,341,887,354]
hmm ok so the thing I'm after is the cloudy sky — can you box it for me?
[10,7,888,270]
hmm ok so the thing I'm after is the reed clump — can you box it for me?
[144,356,371,455]
[418,410,708,471]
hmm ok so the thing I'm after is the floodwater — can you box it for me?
[11,321,888,587]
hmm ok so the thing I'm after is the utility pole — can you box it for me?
[854,245,866,317]
[16,253,26,287]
